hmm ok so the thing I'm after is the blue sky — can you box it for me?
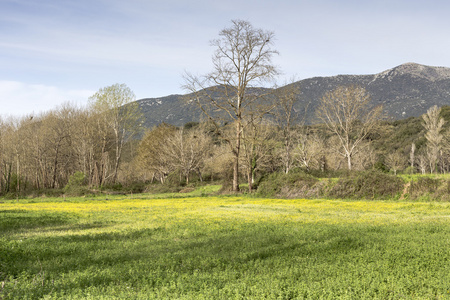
[1,0,450,117]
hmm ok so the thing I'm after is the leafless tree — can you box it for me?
[293,131,326,171]
[316,85,382,170]
[354,141,377,170]
[385,151,406,175]
[272,80,302,174]
[422,105,445,173]
[417,153,428,174]
[183,20,279,192]
[161,127,212,184]
[240,118,278,192]
[409,142,416,173]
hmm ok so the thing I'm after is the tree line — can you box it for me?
[0,83,141,196]
[0,85,448,197]
[1,20,449,197]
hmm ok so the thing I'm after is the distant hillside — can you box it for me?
[137,63,450,128]
[136,94,202,128]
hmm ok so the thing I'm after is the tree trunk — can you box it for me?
[232,121,241,192]
[247,169,252,193]
[112,128,122,184]
[5,163,11,193]
[285,143,291,174]
[233,153,239,192]
[16,154,20,194]
[51,144,60,189]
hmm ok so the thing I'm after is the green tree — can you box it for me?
[89,84,143,184]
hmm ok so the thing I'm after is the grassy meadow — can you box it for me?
[1,190,450,299]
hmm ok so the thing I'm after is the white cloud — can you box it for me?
[0,81,94,117]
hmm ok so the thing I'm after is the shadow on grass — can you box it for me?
[0,209,82,234]
[2,221,449,299]
[1,223,377,296]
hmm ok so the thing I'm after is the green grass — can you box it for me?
[1,194,450,299]
[400,173,450,182]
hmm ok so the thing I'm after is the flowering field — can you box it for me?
[1,195,450,299]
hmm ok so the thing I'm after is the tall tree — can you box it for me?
[184,20,279,192]
[422,105,445,173]
[316,85,382,170]
[89,83,142,184]
[272,81,301,174]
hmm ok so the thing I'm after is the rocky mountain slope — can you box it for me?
[137,63,450,128]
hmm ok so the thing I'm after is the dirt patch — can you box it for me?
[399,182,410,200]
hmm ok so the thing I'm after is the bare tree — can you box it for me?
[417,153,428,174]
[71,109,100,187]
[241,118,278,192]
[422,105,445,174]
[409,142,416,173]
[161,127,212,184]
[183,20,279,192]
[316,85,382,170]
[272,80,302,174]
[294,131,326,171]
[353,141,377,170]
[385,151,406,175]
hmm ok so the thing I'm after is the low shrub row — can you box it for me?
[257,169,450,201]
[407,177,450,201]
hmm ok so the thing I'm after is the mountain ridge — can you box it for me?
[137,63,450,128]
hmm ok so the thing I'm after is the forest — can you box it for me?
[1,20,450,200]
[1,80,449,200]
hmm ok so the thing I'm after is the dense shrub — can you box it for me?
[144,183,183,194]
[64,172,89,196]
[408,177,450,201]
[257,169,319,198]
[304,169,350,179]
[327,170,404,200]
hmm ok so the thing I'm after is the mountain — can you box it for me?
[137,63,450,128]
[136,94,201,128]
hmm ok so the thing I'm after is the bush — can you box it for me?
[408,177,450,201]
[257,169,319,198]
[64,172,89,196]
[304,169,350,179]
[402,166,415,175]
[327,170,404,200]
[144,183,182,194]
[124,182,147,194]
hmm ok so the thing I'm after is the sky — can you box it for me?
[1,0,450,117]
